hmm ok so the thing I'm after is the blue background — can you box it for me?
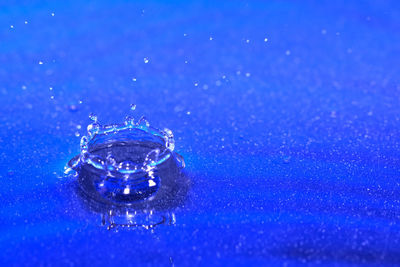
[1,0,400,265]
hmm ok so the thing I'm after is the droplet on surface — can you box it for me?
[144,58,149,64]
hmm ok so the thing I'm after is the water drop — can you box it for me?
[87,122,100,136]
[89,113,98,122]
[68,104,78,112]
[130,104,136,111]
[124,115,134,126]
[39,61,43,65]
[137,116,150,127]
[264,37,268,42]
[144,58,149,64]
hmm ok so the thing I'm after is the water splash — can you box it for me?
[67,106,185,205]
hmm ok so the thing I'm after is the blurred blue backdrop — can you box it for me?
[1,0,400,265]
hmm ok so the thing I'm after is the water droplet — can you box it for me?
[132,78,137,81]
[51,12,55,16]
[68,104,78,112]
[124,115,134,126]
[10,25,14,29]
[137,116,150,127]
[144,58,149,64]
[24,21,28,24]
[89,113,98,122]
[87,122,100,136]
[246,39,250,43]
[38,61,43,65]
[209,36,213,40]
[264,37,268,42]
[130,104,136,111]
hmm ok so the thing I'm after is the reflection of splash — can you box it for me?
[102,209,176,231]
[72,153,190,230]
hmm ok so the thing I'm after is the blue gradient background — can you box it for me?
[1,0,400,265]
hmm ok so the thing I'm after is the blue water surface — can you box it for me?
[1,0,400,265]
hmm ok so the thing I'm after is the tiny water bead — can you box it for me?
[67,108,185,206]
